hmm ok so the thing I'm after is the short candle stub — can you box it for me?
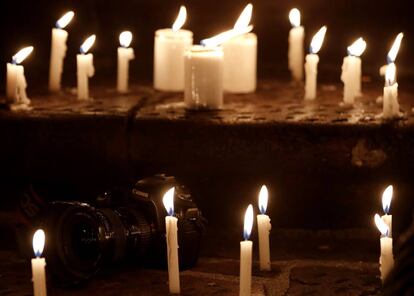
[243,205,254,241]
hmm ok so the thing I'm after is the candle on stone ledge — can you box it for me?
[163,187,180,294]
[383,63,400,119]
[381,185,393,237]
[154,6,193,92]
[340,37,366,105]
[288,8,304,82]
[49,11,74,92]
[304,26,327,100]
[77,35,96,100]
[117,31,135,93]
[380,33,404,77]
[222,3,257,93]
[6,46,33,109]
[240,204,254,296]
[31,229,47,296]
[257,185,271,271]
[374,214,394,283]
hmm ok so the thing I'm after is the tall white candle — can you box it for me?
[49,11,74,92]
[381,185,393,237]
[304,26,327,100]
[240,204,254,296]
[77,35,95,100]
[257,185,271,271]
[117,31,135,93]
[184,45,223,110]
[288,8,304,82]
[380,33,404,77]
[32,229,47,296]
[163,187,180,294]
[154,6,193,92]
[6,46,33,108]
[340,38,366,104]
[383,63,400,119]
[222,4,257,93]
[375,214,394,283]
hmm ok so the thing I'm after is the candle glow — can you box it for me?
[375,214,389,237]
[243,204,254,241]
[172,6,187,32]
[385,63,396,86]
[163,187,175,216]
[12,46,33,64]
[382,185,393,214]
[387,33,404,63]
[119,31,132,48]
[310,26,327,54]
[289,8,301,28]
[80,35,96,54]
[56,11,74,29]
[33,229,45,258]
[347,37,366,57]
[258,185,268,214]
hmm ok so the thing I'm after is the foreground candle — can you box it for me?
[6,46,33,108]
[304,26,327,100]
[381,185,393,237]
[340,37,366,104]
[222,3,257,93]
[240,204,254,296]
[257,185,271,271]
[288,8,304,82]
[117,31,135,93]
[154,6,193,91]
[380,33,404,77]
[383,63,400,119]
[77,35,95,100]
[32,229,47,296]
[374,214,394,283]
[163,187,180,294]
[49,11,74,92]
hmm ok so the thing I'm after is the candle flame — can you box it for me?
[172,6,187,32]
[163,187,175,216]
[234,3,253,31]
[33,229,45,257]
[374,214,389,237]
[119,31,133,47]
[56,11,74,29]
[289,8,301,28]
[243,204,254,240]
[382,185,393,214]
[310,26,327,54]
[12,46,34,64]
[80,34,96,54]
[385,63,396,86]
[387,33,404,64]
[347,37,366,57]
[258,185,268,214]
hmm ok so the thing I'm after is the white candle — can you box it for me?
[49,11,74,92]
[32,229,47,296]
[154,6,193,92]
[222,4,257,93]
[6,46,33,107]
[383,63,400,119]
[117,31,135,93]
[163,187,180,294]
[304,26,327,100]
[184,45,223,110]
[374,214,394,283]
[340,38,366,104]
[240,204,254,296]
[380,33,404,77]
[381,185,393,237]
[257,185,271,271]
[77,35,95,100]
[288,8,304,82]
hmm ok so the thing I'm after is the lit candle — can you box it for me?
[163,187,180,294]
[77,35,95,100]
[383,63,400,119]
[6,46,33,108]
[381,185,393,237]
[257,185,271,271]
[240,204,254,296]
[304,26,327,100]
[117,31,135,93]
[340,37,366,104]
[222,3,257,93]
[49,11,74,92]
[31,229,47,296]
[288,8,304,82]
[379,33,403,77]
[374,214,394,283]
[154,6,193,91]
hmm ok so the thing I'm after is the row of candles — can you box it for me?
[5,5,404,119]
[30,184,395,295]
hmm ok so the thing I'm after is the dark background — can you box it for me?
[0,0,413,91]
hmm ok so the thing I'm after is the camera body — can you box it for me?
[40,174,205,285]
